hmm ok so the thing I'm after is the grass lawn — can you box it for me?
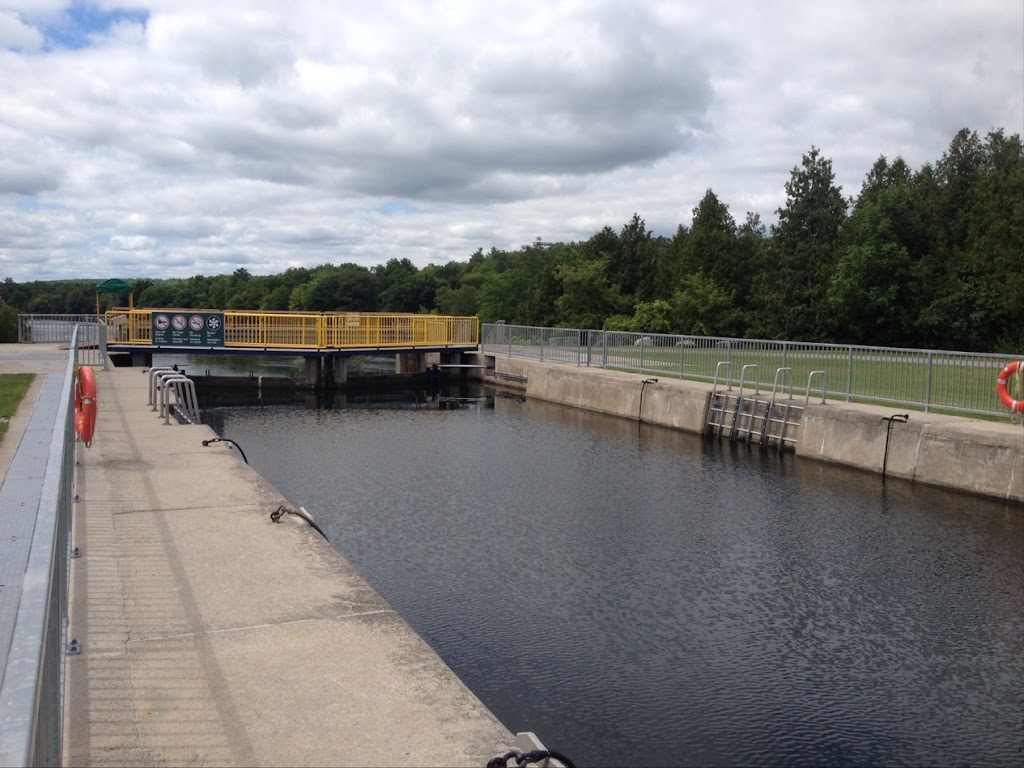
[0,373,36,442]
[594,345,1022,419]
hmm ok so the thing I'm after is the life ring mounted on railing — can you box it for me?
[75,365,97,447]
[995,360,1024,413]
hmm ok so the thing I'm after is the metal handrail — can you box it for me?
[482,324,1022,418]
[0,327,78,767]
[101,309,480,350]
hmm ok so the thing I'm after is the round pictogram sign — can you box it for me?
[172,314,187,331]
[189,315,204,331]
[154,314,170,330]
[207,315,222,331]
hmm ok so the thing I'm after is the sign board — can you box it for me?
[152,312,225,347]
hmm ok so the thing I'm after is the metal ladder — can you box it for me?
[705,365,827,452]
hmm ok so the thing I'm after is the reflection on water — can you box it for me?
[206,393,1024,768]
[153,352,401,378]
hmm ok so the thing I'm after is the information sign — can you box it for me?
[152,312,225,347]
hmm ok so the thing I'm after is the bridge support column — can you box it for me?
[440,351,466,377]
[304,357,321,387]
[332,357,348,384]
[395,353,426,374]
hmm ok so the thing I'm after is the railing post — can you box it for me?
[99,322,109,371]
[602,331,608,368]
[576,330,582,367]
[925,351,933,413]
[847,347,854,403]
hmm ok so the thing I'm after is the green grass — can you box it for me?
[0,373,36,442]
[597,345,1023,420]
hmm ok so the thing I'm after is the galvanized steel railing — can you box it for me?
[16,315,109,370]
[0,326,79,767]
[481,324,1024,418]
[17,314,98,343]
[102,309,479,350]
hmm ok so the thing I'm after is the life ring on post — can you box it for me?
[75,365,97,447]
[995,360,1024,413]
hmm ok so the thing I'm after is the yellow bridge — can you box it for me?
[104,309,479,352]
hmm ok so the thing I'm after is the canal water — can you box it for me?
[204,387,1024,768]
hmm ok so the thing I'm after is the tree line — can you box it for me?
[2,127,1021,353]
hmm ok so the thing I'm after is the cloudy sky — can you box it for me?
[1,0,1021,282]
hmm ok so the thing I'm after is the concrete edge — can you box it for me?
[474,353,1024,505]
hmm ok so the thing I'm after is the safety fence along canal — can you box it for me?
[0,327,87,766]
[481,323,1024,419]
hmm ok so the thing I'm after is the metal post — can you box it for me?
[846,347,854,403]
[99,322,109,371]
[924,351,933,413]
[881,414,910,482]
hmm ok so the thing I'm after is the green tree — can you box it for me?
[374,258,438,312]
[607,214,654,300]
[755,146,848,339]
[477,244,563,325]
[137,281,180,307]
[631,299,675,334]
[289,264,378,311]
[671,273,741,336]
[0,298,19,342]
[554,253,623,329]
[687,189,737,278]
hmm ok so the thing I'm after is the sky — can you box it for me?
[1,0,1022,283]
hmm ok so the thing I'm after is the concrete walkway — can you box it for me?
[54,366,512,766]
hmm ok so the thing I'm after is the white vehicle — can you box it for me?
[634,336,653,346]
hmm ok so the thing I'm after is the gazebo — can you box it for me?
[94,278,134,319]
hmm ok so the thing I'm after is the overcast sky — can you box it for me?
[1,0,1021,283]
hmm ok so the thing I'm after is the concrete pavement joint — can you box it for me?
[116,609,397,645]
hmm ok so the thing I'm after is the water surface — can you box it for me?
[207,395,1024,767]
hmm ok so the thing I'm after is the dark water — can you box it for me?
[206,392,1024,768]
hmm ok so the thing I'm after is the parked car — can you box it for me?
[634,336,653,346]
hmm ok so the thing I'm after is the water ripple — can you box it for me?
[207,397,1024,768]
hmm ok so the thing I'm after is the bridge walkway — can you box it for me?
[102,309,480,358]
[59,367,512,766]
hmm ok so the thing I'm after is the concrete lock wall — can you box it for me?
[472,354,1024,505]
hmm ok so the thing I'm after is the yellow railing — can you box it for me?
[103,309,480,350]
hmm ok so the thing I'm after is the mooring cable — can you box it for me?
[201,437,249,464]
[486,748,577,768]
[271,504,330,542]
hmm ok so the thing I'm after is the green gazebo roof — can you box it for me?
[95,278,133,294]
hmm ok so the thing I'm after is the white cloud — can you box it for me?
[0,0,1021,282]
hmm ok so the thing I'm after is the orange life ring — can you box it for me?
[996,360,1024,413]
[75,365,97,446]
